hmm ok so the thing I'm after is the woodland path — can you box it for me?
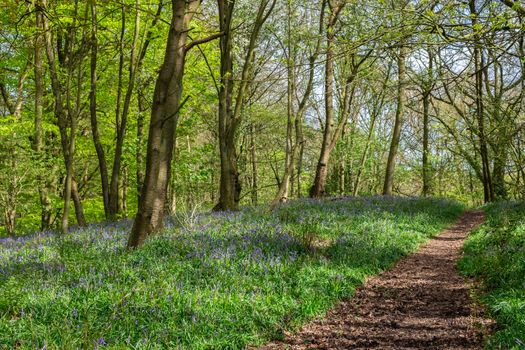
[259,211,493,349]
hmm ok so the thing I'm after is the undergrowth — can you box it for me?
[0,196,463,349]
[460,201,525,349]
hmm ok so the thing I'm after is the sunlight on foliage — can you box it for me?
[460,202,525,350]
[0,197,462,349]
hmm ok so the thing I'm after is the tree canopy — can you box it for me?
[0,0,524,239]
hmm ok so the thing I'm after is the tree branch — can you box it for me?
[500,0,525,16]
[185,32,224,52]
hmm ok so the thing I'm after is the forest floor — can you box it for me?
[260,211,494,349]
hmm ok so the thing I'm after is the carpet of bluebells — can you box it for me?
[0,196,463,349]
[460,201,525,349]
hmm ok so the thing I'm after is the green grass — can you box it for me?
[459,201,525,349]
[0,196,463,349]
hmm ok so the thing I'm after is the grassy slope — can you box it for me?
[460,202,525,349]
[0,197,463,349]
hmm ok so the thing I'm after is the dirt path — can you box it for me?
[260,211,493,349]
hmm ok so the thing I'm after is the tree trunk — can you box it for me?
[272,0,296,205]
[135,1,163,203]
[250,124,258,205]
[71,179,86,226]
[469,0,494,203]
[61,105,76,234]
[3,152,18,236]
[339,141,345,195]
[493,152,508,200]
[119,166,128,216]
[296,124,304,198]
[383,44,407,196]
[136,85,147,202]
[273,0,326,202]
[89,0,111,218]
[422,90,431,197]
[215,0,276,211]
[3,208,16,236]
[310,2,344,198]
[422,48,433,197]
[34,8,53,230]
[128,0,201,248]
[109,0,141,217]
[215,0,236,211]
[352,67,390,196]
[41,0,81,234]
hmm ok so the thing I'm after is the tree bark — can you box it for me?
[88,0,111,218]
[34,7,54,230]
[108,0,141,217]
[89,0,151,218]
[42,0,83,234]
[469,0,494,203]
[271,0,326,205]
[422,48,433,197]
[215,0,276,211]
[128,0,201,248]
[422,90,431,197]
[136,84,148,202]
[310,1,344,198]
[383,44,407,196]
[250,123,258,205]
[272,0,295,205]
[71,179,86,226]
[353,65,391,196]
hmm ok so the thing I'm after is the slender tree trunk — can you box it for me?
[422,90,431,197]
[119,167,128,216]
[4,209,16,236]
[89,0,110,218]
[62,57,83,234]
[493,151,508,199]
[215,0,276,211]
[61,104,76,234]
[310,2,344,198]
[250,124,258,205]
[128,0,201,248]
[280,56,295,202]
[136,85,147,202]
[134,1,163,203]
[339,139,345,195]
[296,127,304,198]
[42,0,80,234]
[273,0,326,202]
[469,0,494,203]
[422,48,433,197]
[109,0,141,217]
[353,111,379,196]
[34,8,53,230]
[383,44,407,196]
[353,72,389,196]
[272,0,295,205]
[490,62,508,200]
[71,179,86,226]
[3,153,18,236]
